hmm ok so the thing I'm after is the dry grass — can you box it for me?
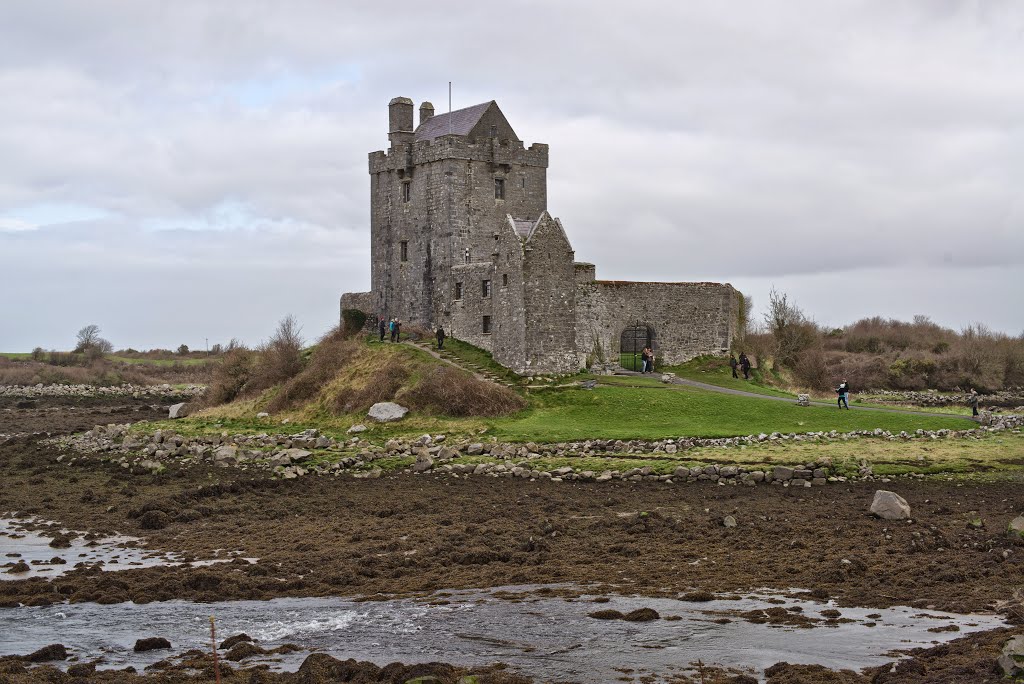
[402,365,527,417]
[329,356,412,414]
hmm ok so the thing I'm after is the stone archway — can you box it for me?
[619,322,654,372]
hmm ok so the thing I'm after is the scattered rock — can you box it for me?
[1008,515,1024,541]
[220,633,253,650]
[67,662,97,677]
[367,402,409,422]
[870,490,911,520]
[225,641,267,661]
[588,609,624,620]
[998,635,1024,676]
[623,608,660,622]
[23,644,68,662]
[48,534,73,548]
[723,515,737,528]
[348,424,367,433]
[168,403,190,419]
[138,510,170,530]
[6,560,30,573]
[134,637,172,652]
[796,394,810,407]
[256,412,270,419]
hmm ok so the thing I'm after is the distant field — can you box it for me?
[0,352,32,359]
[106,355,216,367]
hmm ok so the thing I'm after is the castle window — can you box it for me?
[502,273,508,287]
[521,177,526,189]
[489,125,497,138]
[455,282,463,300]
[494,178,505,200]
[402,182,411,203]
[400,241,408,262]
[482,316,492,334]
[482,279,491,298]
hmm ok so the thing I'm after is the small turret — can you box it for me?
[388,96,414,145]
[419,101,434,126]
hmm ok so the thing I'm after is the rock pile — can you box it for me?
[0,383,205,399]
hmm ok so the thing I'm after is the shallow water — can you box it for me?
[0,517,250,580]
[0,585,1007,682]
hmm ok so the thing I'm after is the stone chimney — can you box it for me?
[419,101,434,126]
[388,96,414,145]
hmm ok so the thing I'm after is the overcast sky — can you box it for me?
[1,1,1022,351]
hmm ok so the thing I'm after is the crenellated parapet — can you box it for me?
[369,138,548,174]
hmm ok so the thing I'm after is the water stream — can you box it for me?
[0,586,1007,682]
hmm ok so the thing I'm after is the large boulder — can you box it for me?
[998,635,1024,677]
[368,402,409,422]
[134,637,171,652]
[168,403,190,419]
[796,394,810,407]
[870,490,911,520]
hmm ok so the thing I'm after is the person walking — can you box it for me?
[836,379,850,410]
[389,318,397,343]
[739,353,751,380]
[968,388,980,417]
[640,347,652,373]
[729,354,739,378]
[378,317,387,343]
[394,319,402,342]
[436,325,446,350]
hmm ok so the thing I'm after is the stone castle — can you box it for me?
[341,96,740,375]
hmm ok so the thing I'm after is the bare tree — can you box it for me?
[764,287,817,368]
[75,324,113,356]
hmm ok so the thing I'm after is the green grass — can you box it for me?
[660,355,794,398]
[0,352,33,359]
[486,383,975,442]
[438,338,524,385]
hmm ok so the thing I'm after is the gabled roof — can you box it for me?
[414,101,494,141]
[512,219,535,238]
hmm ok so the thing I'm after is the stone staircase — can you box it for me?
[405,340,518,389]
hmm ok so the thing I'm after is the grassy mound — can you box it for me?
[201,332,526,421]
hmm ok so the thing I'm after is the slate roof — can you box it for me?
[414,101,493,141]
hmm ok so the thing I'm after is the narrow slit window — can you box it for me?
[455,282,463,300]
[402,182,411,203]
[400,241,408,262]
[482,316,492,334]
[482,279,491,298]
[502,273,508,287]
[494,178,505,200]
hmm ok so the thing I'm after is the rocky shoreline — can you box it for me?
[47,414,1024,486]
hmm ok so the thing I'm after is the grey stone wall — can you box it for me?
[575,281,739,367]
[519,215,579,374]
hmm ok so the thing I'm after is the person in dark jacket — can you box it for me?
[389,318,397,342]
[436,326,446,350]
[836,380,850,409]
[378,317,387,342]
[968,389,979,417]
[739,353,751,380]
[729,354,739,378]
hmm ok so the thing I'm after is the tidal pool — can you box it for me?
[0,585,1007,682]
[0,517,250,580]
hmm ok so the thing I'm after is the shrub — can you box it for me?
[177,344,189,355]
[341,309,368,338]
[247,315,304,394]
[201,347,256,406]
[402,366,527,417]
[267,328,360,412]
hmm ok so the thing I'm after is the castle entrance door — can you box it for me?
[619,322,654,372]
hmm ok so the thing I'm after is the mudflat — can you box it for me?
[1,398,1022,683]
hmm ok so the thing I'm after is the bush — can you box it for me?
[341,309,368,338]
[267,328,360,412]
[177,344,189,355]
[402,366,527,417]
[201,348,256,406]
[330,357,411,414]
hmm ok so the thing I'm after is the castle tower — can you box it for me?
[368,96,550,333]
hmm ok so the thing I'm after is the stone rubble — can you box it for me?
[44,413,1023,486]
[870,490,912,520]
[0,383,205,399]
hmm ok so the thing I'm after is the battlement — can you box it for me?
[369,138,549,174]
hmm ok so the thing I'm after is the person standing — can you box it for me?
[739,353,751,380]
[836,379,850,410]
[436,325,446,350]
[729,354,739,378]
[968,388,980,417]
[389,318,397,343]
[394,319,402,342]
[640,347,651,373]
[378,316,387,343]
